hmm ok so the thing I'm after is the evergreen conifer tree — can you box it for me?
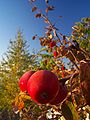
[0,31,38,110]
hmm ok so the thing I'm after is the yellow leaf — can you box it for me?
[48,34,53,39]
[18,101,24,111]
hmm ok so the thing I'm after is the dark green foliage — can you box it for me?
[71,18,90,52]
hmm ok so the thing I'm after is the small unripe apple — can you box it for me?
[61,72,65,78]
[49,82,67,105]
[53,51,58,57]
[27,70,59,104]
[50,41,56,48]
[61,66,65,71]
[19,70,35,92]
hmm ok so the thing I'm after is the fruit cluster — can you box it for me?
[19,70,67,105]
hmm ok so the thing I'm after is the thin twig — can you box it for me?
[41,14,62,45]
[68,50,80,71]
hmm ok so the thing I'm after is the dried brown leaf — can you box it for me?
[30,0,36,2]
[66,52,75,62]
[39,37,51,46]
[32,6,37,12]
[32,35,37,40]
[45,6,54,13]
[80,60,90,82]
[45,0,49,4]
[58,16,63,18]
[80,60,90,105]
[44,19,49,24]
[35,13,42,18]
[45,31,51,36]
[80,81,90,105]
[48,6,54,10]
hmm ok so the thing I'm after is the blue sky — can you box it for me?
[0,0,90,59]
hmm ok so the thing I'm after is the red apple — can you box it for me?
[19,70,35,92]
[27,70,59,104]
[49,82,67,105]
[50,41,56,48]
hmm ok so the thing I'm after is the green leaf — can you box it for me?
[38,53,53,58]
[87,27,90,39]
[40,47,48,52]
[61,101,79,120]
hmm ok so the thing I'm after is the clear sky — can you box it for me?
[0,0,90,59]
